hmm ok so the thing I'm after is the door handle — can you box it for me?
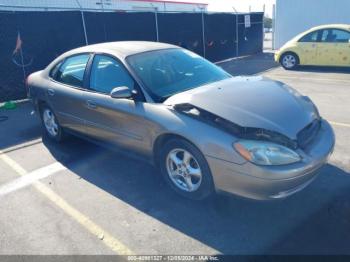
[47,89,55,96]
[86,100,97,109]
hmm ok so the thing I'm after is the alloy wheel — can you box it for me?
[43,108,58,137]
[282,54,297,69]
[166,148,202,192]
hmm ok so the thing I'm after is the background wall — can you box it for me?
[0,10,263,102]
[275,0,350,49]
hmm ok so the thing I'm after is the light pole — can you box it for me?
[199,6,206,58]
[150,3,159,42]
[232,6,239,57]
[100,0,105,12]
[75,0,88,45]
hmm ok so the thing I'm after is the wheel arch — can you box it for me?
[37,99,47,107]
[35,99,48,114]
[152,133,202,167]
[280,51,300,65]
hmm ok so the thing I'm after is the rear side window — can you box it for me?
[321,29,350,43]
[89,55,135,94]
[299,30,320,42]
[55,54,90,88]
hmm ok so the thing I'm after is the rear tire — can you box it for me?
[40,104,65,142]
[280,52,299,70]
[159,138,214,200]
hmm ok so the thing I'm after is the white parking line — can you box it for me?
[0,162,65,197]
[1,138,42,155]
[330,121,350,128]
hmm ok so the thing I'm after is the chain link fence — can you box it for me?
[0,1,263,102]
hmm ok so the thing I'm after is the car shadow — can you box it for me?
[217,52,279,76]
[264,164,350,255]
[42,135,350,255]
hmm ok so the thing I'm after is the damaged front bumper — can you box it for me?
[206,119,335,200]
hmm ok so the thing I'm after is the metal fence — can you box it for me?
[0,5,263,102]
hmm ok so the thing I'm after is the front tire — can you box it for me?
[40,104,65,142]
[280,52,299,70]
[159,138,214,200]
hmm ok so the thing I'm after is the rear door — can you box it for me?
[297,30,321,65]
[47,54,91,134]
[83,54,151,154]
[317,29,350,66]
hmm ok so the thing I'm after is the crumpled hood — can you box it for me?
[164,76,319,139]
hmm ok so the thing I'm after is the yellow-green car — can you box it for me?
[275,24,350,69]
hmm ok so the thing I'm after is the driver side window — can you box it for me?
[89,55,135,94]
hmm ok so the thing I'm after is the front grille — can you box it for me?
[297,119,321,149]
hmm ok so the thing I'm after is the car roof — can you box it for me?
[69,41,179,58]
[289,24,350,43]
[43,41,180,84]
[308,24,350,32]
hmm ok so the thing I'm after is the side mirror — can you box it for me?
[110,86,133,99]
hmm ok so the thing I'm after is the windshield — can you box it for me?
[126,48,231,102]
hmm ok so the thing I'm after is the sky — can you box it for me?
[183,0,276,17]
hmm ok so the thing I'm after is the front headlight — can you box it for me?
[234,140,301,166]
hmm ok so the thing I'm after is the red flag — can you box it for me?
[13,32,22,55]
